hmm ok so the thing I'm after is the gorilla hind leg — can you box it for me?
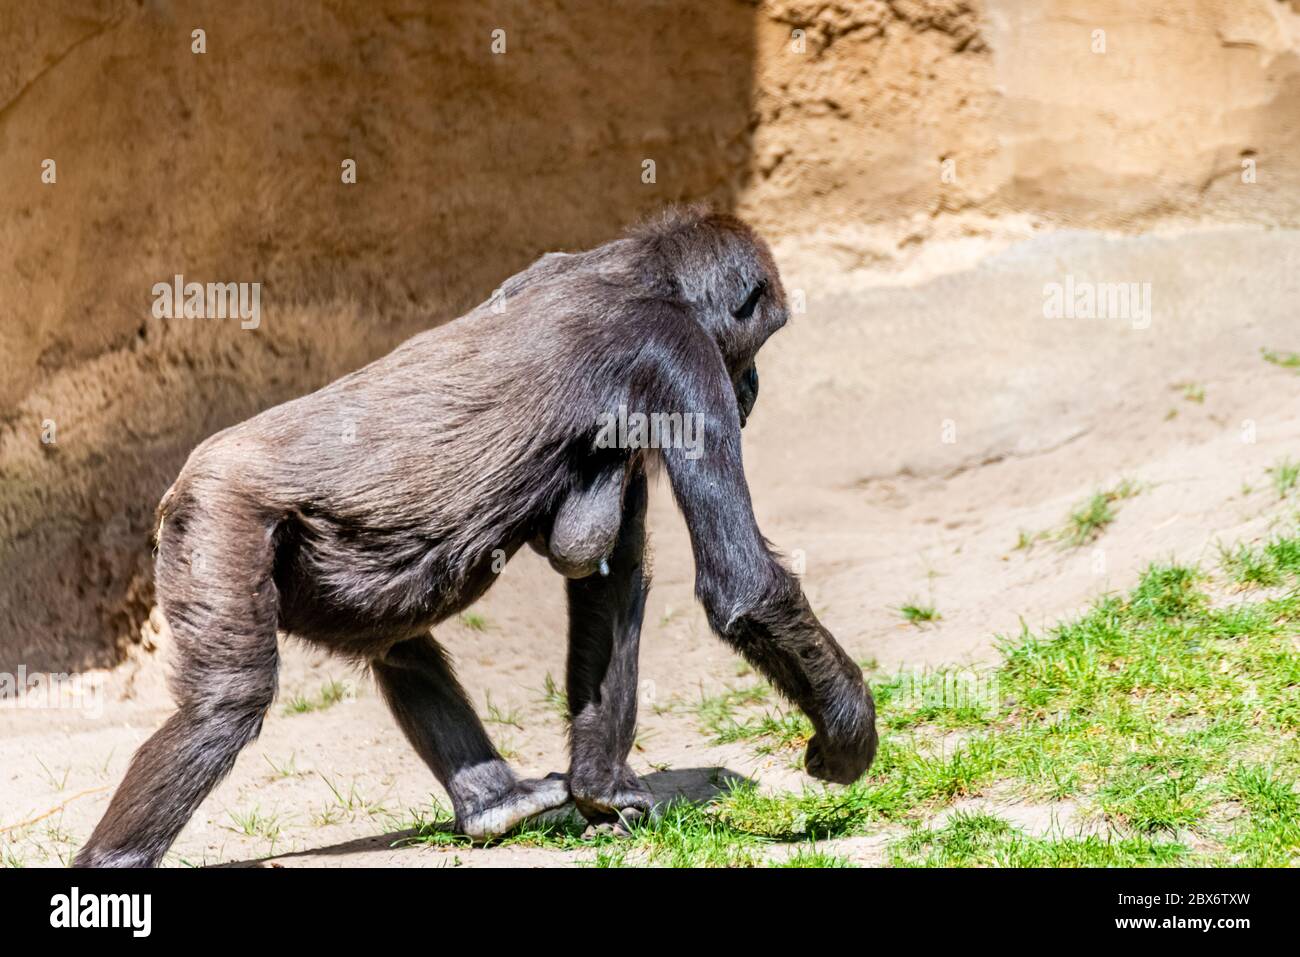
[372,634,569,840]
[76,495,281,868]
[566,466,654,829]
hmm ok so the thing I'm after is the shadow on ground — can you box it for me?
[220,767,748,867]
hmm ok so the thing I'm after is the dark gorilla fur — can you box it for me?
[75,206,878,867]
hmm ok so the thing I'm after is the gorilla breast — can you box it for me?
[543,465,625,579]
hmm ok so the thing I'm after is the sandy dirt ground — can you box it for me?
[3,225,1298,867]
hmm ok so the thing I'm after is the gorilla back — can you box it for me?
[76,205,877,868]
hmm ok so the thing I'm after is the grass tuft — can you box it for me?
[897,602,941,625]
[1060,479,1141,547]
[1261,348,1300,372]
[283,678,350,716]
[1268,458,1298,498]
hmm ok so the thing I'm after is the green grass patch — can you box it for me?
[1219,535,1300,588]
[773,845,856,868]
[1269,458,1299,498]
[1262,348,1300,372]
[1060,479,1141,547]
[897,602,941,625]
[889,811,1189,867]
[671,543,1300,866]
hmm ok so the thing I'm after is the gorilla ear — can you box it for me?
[732,281,766,320]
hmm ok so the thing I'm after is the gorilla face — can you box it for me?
[728,273,776,428]
[734,363,759,428]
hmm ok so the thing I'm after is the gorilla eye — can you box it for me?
[733,281,766,320]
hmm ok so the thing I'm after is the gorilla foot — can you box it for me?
[571,767,655,828]
[456,773,571,841]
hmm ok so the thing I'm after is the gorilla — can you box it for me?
[75,205,877,867]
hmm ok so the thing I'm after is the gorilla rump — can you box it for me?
[75,206,877,868]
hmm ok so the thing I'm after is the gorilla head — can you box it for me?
[629,207,788,426]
